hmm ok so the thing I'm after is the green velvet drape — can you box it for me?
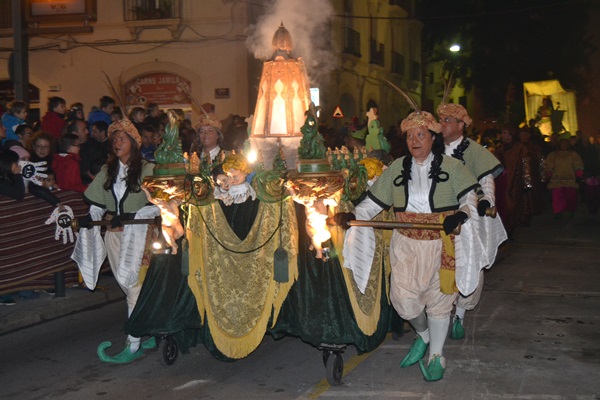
[125,200,402,360]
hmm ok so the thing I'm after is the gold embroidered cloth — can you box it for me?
[187,199,298,359]
[331,201,392,336]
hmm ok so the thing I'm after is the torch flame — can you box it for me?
[301,198,332,259]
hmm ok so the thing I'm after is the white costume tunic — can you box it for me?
[72,161,159,315]
[445,137,508,299]
[343,153,478,318]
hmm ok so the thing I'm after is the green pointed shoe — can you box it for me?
[449,316,465,340]
[97,341,144,364]
[418,355,445,382]
[400,336,429,368]
[141,337,157,350]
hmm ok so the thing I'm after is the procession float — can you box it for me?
[105,24,403,385]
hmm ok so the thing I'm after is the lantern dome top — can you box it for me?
[271,22,293,58]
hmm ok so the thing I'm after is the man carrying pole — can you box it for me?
[437,98,508,340]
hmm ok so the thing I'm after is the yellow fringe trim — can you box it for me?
[331,203,390,336]
[186,199,298,359]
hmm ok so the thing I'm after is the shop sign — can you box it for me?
[124,73,191,109]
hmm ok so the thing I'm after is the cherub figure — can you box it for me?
[142,184,184,254]
[213,153,256,205]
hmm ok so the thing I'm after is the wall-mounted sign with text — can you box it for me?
[26,0,97,23]
[214,88,230,99]
[124,72,192,110]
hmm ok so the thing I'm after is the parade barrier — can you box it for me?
[0,191,89,296]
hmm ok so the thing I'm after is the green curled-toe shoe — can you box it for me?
[400,336,429,368]
[97,341,144,364]
[419,355,446,381]
[449,316,465,340]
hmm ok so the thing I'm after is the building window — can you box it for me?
[343,27,361,57]
[410,61,421,81]
[0,0,12,29]
[392,51,405,76]
[123,0,181,21]
[370,39,385,66]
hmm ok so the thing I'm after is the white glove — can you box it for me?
[45,205,76,244]
[19,160,48,186]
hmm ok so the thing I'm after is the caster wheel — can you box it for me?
[325,352,343,386]
[159,336,179,366]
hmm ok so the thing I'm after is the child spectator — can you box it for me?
[2,129,61,206]
[41,171,58,191]
[52,133,88,193]
[0,149,25,200]
[1,100,28,143]
[140,124,156,162]
[67,102,85,122]
[111,107,124,123]
[29,131,55,165]
[129,106,146,133]
[41,96,67,141]
[4,124,33,160]
[88,120,110,179]
[144,102,161,128]
[88,96,114,130]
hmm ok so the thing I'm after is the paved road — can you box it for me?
[1,208,599,399]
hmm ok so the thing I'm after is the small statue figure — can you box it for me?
[364,100,391,153]
[298,103,327,160]
[154,111,185,165]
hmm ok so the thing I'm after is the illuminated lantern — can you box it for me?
[249,23,312,169]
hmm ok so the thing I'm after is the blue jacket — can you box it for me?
[1,113,25,143]
[87,109,112,131]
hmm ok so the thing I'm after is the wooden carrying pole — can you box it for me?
[71,217,161,231]
[344,219,461,235]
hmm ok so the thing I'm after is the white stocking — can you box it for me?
[128,335,141,353]
[428,315,450,359]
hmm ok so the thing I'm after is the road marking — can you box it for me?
[295,351,372,399]
[173,379,213,391]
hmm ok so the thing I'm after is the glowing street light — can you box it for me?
[449,44,461,52]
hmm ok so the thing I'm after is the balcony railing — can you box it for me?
[343,27,361,57]
[369,39,384,67]
[123,0,182,22]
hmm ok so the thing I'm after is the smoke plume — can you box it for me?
[246,0,336,86]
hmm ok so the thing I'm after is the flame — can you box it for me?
[298,198,332,259]
[247,149,258,164]
[142,186,184,254]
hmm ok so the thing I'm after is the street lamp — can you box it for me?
[449,44,461,52]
